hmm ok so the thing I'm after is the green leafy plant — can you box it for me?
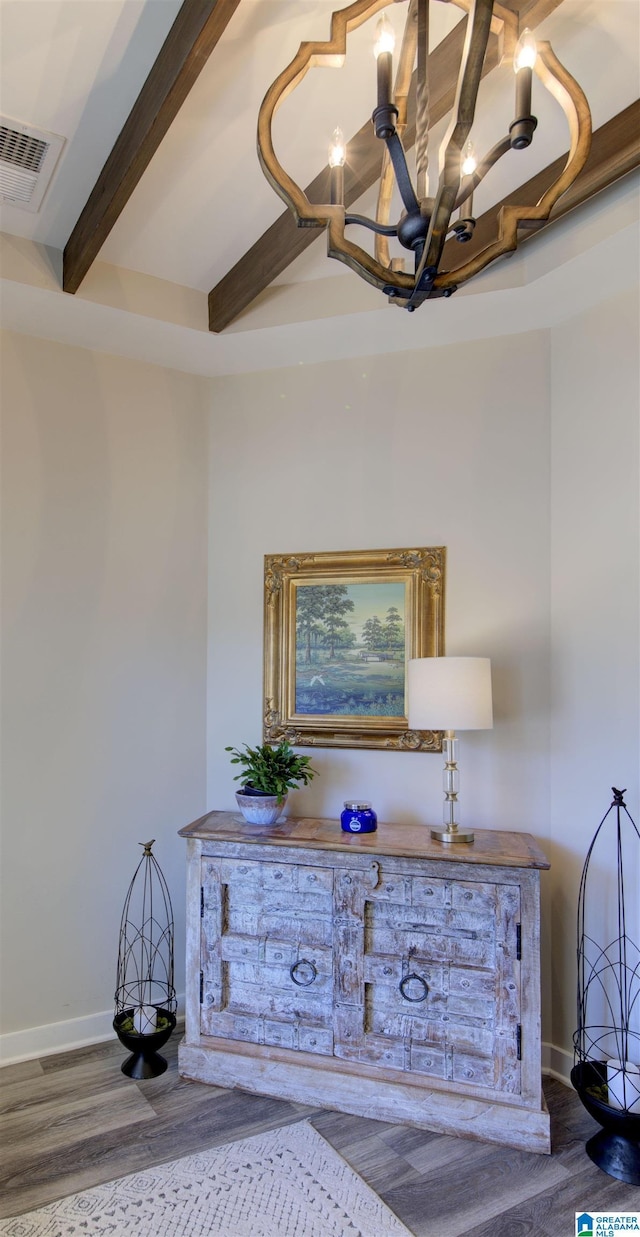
[225,740,317,803]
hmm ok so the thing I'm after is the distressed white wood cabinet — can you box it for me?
[178,812,550,1153]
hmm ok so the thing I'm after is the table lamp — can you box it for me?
[408,656,493,844]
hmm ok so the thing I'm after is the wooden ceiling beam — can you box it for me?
[441,99,640,270]
[208,0,567,331]
[518,0,564,27]
[63,0,242,295]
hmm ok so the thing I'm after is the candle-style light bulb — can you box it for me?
[372,10,397,139]
[374,12,395,59]
[328,126,346,169]
[514,28,537,72]
[329,126,346,205]
[511,26,538,148]
[461,140,477,177]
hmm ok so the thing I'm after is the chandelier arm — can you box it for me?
[375,0,418,269]
[345,214,399,236]
[448,0,517,57]
[416,0,494,290]
[327,214,416,293]
[385,132,421,215]
[453,134,512,209]
[430,41,592,291]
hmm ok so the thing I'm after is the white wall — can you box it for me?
[0,332,208,1057]
[207,331,551,843]
[548,286,640,1070]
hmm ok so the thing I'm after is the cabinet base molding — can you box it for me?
[178,1038,551,1154]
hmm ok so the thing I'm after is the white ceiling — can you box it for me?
[0,0,638,373]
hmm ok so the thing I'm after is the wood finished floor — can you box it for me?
[1,1030,638,1235]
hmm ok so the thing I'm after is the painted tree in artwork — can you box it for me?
[384,605,404,652]
[296,586,327,664]
[362,615,384,653]
[322,585,355,658]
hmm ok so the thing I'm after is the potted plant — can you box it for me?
[226,739,317,824]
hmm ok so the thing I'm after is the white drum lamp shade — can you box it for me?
[408,657,493,731]
[408,657,493,844]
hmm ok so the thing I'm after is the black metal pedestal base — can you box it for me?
[572,1062,640,1185]
[120,1047,169,1079]
[586,1129,640,1186]
[113,1010,176,1080]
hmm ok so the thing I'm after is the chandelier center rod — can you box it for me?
[415,0,430,202]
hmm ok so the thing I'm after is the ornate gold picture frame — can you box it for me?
[263,547,445,751]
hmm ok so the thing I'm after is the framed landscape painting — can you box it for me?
[263,547,445,751]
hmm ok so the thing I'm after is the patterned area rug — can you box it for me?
[0,1119,412,1237]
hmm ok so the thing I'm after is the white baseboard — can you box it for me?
[0,996,185,1067]
[542,1040,574,1086]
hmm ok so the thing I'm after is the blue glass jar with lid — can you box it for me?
[341,801,377,834]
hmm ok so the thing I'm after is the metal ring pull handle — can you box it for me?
[290,958,318,987]
[399,972,429,1003]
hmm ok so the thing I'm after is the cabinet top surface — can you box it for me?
[178,811,550,869]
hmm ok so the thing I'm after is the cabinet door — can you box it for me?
[335,872,522,1095]
[200,857,335,1056]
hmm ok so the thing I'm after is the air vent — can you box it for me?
[0,118,65,212]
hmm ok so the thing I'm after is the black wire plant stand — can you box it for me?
[571,788,640,1184]
[114,840,177,1079]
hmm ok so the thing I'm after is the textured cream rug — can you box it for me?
[0,1119,412,1237]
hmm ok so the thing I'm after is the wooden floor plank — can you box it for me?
[311,1127,422,1194]
[465,1162,640,1237]
[0,1058,44,1084]
[139,1071,229,1119]
[364,1140,572,1237]
[39,1041,124,1073]
[0,1052,138,1115]
[1,1086,156,1169]
[309,1107,397,1148]
[378,1122,442,1157]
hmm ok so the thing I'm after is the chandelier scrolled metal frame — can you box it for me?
[257,0,592,310]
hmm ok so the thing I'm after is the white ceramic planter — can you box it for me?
[235,790,287,825]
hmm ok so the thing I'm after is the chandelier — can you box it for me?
[257,0,592,311]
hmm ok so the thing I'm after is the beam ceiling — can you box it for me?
[60,0,638,337]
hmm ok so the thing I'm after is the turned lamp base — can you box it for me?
[431,824,475,844]
[431,731,474,844]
